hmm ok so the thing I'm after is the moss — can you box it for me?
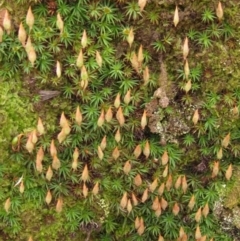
[0,0,240,240]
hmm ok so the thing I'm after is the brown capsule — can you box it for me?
[217,147,223,160]
[152,197,160,211]
[45,190,52,204]
[135,216,140,229]
[97,145,104,160]
[116,107,125,126]
[222,133,230,148]
[62,123,71,136]
[172,202,180,216]
[162,165,168,178]
[73,147,79,164]
[124,90,131,105]
[3,10,11,33]
[127,28,134,47]
[37,117,45,135]
[72,159,78,171]
[137,45,144,66]
[161,197,168,210]
[4,198,11,213]
[36,158,43,173]
[73,148,79,162]
[56,13,64,34]
[36,146,44,164]
[155,204,162,217]
[82,79,88,90]
[19,181,25,193]
[28,47,37,66]
[100,136,107,151]
[52,155,61,170]
[92,182,99,195]
[132,193,138,206]
[188,195,195,210]
[31,129,38,144]
[137,217,145,235]
[202,203,209,218]
[56,198,63,212]
[18,22,27,46]
[81,30,87,48]
[212,161,219,178]
[149,178,158,192]
[26,133,34,153]
[81,164,89,182]
[96,50,103,68]
[56,61,61,78]
[195,207,202,222]
[141,110,147,130]
[114,93,121,108]
[161,151,169,165]
[158,235,164,241]
[76,49,84,68]
[26,6,34,30]
[83,183,88,198]
[25,36,32,53]
[141,188,148,203]
[75,106,82,125]
[115,128,121,143]
[50,140,57,157]
[123,160,131,175]
[181,175,188,193]
[192,109,199,125]
[199,235,207,241]
[134,144,142,158]
[130,52,139,73]
[143,66,150,85]
[184,80,191,93]
[57,129,67,143]
[28,236,33,241]
[175,176,182,189]
[166,174,172,191]
[173,6,179,27]
[120,192,128,209]
[225,164,233,181]
[46,166,53,181]
[127,199,132,213]
[97,109,105,127]
[179,226,185,238]
[134,174,142,186]
[184,59,190,80]
[183,37,189,60]
[105,107,113,122]
[216,1,223,21]
[143,140,150,158]
[158,183,165,196]
[138,0,147,12]
[112,147,120,160]
[195,225,201,239]
[180,234,188,241]
[60,112,67,128]
[81,65,88,81]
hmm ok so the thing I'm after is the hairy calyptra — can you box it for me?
[173,6,179,27]
[18,23,27,46]
[56,13,64,34]
[26,6,34,30]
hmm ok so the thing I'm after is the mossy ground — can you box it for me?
[0,0,240,240]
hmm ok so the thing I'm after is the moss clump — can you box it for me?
[0,0,239,240]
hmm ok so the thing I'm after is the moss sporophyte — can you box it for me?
[0,0,239,240]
